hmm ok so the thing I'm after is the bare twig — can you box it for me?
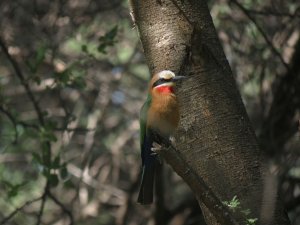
[228,0,290,71]
[0,106,92,133]
[246,9,300,18]
[35,185,48,225]
[0,37,45,125]
[0,37,76,225]
[54,127,96,132]
[260,37,300,154]
[48,191,74,225]
[117,170,141,225]
[0,37,51,224]
[0,196,42,225]
[0,105,19,142]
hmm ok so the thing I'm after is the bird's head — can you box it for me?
[150,70,185,95]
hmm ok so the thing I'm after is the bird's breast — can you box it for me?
[147,95,180,136]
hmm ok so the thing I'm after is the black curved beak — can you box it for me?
[172,76,187,82]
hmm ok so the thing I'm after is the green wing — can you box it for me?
[139,94,152,150]
[138,94,155,204]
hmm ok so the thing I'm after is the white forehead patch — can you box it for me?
[157,70,175,79]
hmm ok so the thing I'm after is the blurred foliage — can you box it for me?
[0,0,299,225]
[223,196,257,225]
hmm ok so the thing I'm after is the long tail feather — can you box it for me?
[137,163,155,204]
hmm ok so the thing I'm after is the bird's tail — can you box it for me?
[137,163,156,204]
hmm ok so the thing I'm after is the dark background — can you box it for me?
[0,0,299,224]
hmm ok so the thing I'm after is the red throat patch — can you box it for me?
[156,86,174,94]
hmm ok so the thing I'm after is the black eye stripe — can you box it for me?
[152,78,171,88]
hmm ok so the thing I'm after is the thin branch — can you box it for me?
[117,170,141,225]
[0,105,19,142]
[0,38,74,225]
[35,185,48,225]
[247,9,300,18]
[0,29,79,225]
[259,37,300,154]
[0,107,39,130]
[0,106,17,127]
[0,37,45,125]
[0,196,42,225]
[0,106,93,133]
[48,191,74,225]
[54,127,96,132]
[228,0,290,71]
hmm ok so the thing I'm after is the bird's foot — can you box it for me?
[169,136,176,147]
[151,142,165,164]
[151,142,163,155]
[151,141,172,155]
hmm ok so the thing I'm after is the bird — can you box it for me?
[137,70,185,204]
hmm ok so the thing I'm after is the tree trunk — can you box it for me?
[129,0,291,224]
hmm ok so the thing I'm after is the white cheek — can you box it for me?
[155,82,174,88]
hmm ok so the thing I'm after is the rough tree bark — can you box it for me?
[129,0,291,225]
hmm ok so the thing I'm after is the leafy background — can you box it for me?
[0,0,299,225]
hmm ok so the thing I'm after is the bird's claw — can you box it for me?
[151,142,164,163]
[151,142,163,155]
[169,136,176,147]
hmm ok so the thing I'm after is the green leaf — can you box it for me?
[8,182,27,198]
[241,209,251,216]
[52,155,60,169]
[97,25,118,54]
[3,180,27,198]
[25,61,35,73]
[8,187,19,198]
[97,44,107,54]
[40,127,57,143]
[54,69,71,85]
[105,25,118,40]
[25,129,39,138]
[81,44,88,53]
[32,75,41,85]
[16,124,25,137]
[36,45,47,66]
[42,167,50,178]
[41,142,51,167]
[32,152,42,164]
[72,73,86,89]
[246,218,258,225]
[63,179,76,189]
[45,120,58,130]
[42,111,49,117]
[49,174,59,187]
[59,165,69,181]
[2,180,13,188]
[25,44,47,74]
[222,195,240,212]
